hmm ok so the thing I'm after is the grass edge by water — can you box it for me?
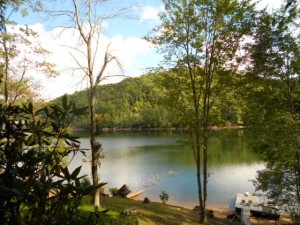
[78,196,242,225]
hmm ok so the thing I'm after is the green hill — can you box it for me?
[51,72,243,130]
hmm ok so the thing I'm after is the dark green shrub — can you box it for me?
[0,96,105,225]
[109,187,119,196]
[159,191,169,204]
[206,209,214,218]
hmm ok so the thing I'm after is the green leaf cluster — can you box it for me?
[241,2,300,221]
[159,191,169,204]
[0,96,105,225]
[52,72,245,130]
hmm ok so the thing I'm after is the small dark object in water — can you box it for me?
[143,197,150,204]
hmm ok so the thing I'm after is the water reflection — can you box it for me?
[69,130,264,208]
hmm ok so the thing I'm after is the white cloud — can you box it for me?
[109,35,154,73]
[21,1,285,101]
[256,0,284,11]
[139,6,163,24]
[23,23,155,100]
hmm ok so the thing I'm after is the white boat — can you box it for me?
[127,190,145,199]
[235,192,280,220]
[235,192,260,211]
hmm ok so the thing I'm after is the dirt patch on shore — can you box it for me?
[206,206,293,225]
[212,208,233,218]
[131,198,294,225]
[250,216,292,225]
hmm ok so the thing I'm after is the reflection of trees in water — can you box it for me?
[72,130,262,206]
[161,129,261,167]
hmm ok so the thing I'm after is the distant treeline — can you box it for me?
[51,72,244,130]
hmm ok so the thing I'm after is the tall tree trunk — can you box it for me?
[70,0,124,208]
[195,129,204,223]
[202,125,208,224]
[90,85,100,206]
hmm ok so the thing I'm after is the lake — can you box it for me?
[69,129,264,209]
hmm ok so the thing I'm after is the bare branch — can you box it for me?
[99,74,125,82]
[72,0,88,44]
[60,43,87,58]
[94,43,124,86]
[69,51,89,76]
[91,28,101,71]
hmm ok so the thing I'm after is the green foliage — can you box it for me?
[252,119,300,220]
[0,7,57,105]
[0,96,105,225]
[205,209,214,218]
[52,73,245,130]
[147,1,255,223]
[109,187,118,196]
[159,191,169,204]
[243,2,300,221]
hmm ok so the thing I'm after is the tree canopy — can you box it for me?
[241,2,300,221]
[2,0,300,222]
[51,72,246,130]
[146,0,255,223]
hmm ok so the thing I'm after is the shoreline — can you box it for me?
[139,199,293,224]
[132,196,233,217]
[72,125,245,133]
[169,200,233,218]
[166,200,230,211]
[112,192,293,223]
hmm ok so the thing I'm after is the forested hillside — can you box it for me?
[52,72,244,130]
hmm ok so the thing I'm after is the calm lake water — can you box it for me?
[69,130,264,209]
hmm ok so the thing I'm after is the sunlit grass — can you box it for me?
[76,196,197,224]
[19,196,242,224]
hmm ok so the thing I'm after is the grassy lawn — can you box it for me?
[78,196,241,225]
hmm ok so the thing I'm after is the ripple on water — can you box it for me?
[69,130,264,208]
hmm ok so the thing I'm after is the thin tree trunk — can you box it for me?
[90,85,100,206]
[71,0,124,208]
[202,125,208,224]
[196,132,204,222]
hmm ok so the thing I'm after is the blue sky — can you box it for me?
[9,0,283,100]
[8,0,165,100]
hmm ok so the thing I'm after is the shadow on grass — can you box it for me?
[78,196,241,225]
[100,197,200,225]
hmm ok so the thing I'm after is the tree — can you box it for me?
[0,0,57,105]
[245,3,300,221]
[159,191,169,204]
[1,75,42,105]
[0,1,21,31]
[147,0,255,223]
[0,96,105,225]
[48,0,130,207]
